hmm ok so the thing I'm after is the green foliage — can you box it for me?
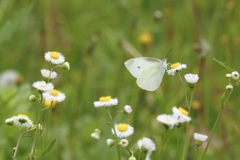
[0,0,240,160]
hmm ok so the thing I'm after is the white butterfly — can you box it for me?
[124,57,168,91]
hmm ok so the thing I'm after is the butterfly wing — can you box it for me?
[125,57,166,91]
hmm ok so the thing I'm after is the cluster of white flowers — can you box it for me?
[31,51,70,103]
[156,106,191,129]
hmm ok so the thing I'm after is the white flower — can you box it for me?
[124,105,132,114]
[5,114,34,129]
[184,73,199,84]
[43,89,65,102]
[41,69,58,79]
[32,81,54,91]
[0,70,22,88]
[137,137,156,160]
[167,62,187,76]
[172,106,191,123]
[156,114,178,129]
[194,133,208,142]
[119,139,129,147]
[231,71,239,80]
[94,96,118,107]
[226,73,231,78]
[44,51,65,64]
[112,123,134,138]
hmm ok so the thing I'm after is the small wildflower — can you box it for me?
[41,69,58,79]
[112,123,134,138]
[167,62,187,76]
[194,133,208,147]
[91,129,101,140]
[226,84,233,90]
[32,81,54,92]
[29,95,37,102]
[94,96,118,107]
[231,71,239,80]
[43,89,66,102]
[124,105,132,114]
[119,139,129,147]
[138,32,152,46]
[172,106,191,123]
[156,114,178,129]
[137,137,156,160]
[184,73,199,84]
[63,62,70,70]
[5,114,34,129]
[44,51,65,64]
[106,139,116,148]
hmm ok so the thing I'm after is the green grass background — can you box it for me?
[0,0,240,159]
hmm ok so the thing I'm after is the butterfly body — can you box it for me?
[124,57,167,91]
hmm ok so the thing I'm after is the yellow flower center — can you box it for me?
[138,32,152,45]
[170,62,181,69]
[18,114,29,118]
[117,123,128,132]
[99,96,111,102]
[178,107,189,115]
[50,89,59,96]
[50,52,60,59]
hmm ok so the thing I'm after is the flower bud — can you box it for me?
[63,62,70,70]
[91,129,101,140]
[29,95,37,102]
[106,139,115,148]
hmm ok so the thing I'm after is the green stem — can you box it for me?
[201,90,232,159]
[29,94,44,160]
[200,109,222,160]
[160,129,172,159]
[178,72,189,107]
[194,147,199,160]
[12,129,22,159]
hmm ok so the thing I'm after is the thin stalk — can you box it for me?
[194,146,199,160]
[12,129,22,160]
[178,72,189,107]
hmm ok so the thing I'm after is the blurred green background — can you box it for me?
[0,0,240,159]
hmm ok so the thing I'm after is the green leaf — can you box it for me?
[42,139,56,157]
[0,3,34,47]
[213,58,234,73]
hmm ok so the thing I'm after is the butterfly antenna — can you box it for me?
[164,49,172,58]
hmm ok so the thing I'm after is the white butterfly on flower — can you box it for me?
[124,57,168,91]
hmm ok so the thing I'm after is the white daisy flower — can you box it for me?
[94,96,118,107]
[119,139,129,147]
[184,73,199,84]
[194,133,208,142]
[172,106,191,123]
[41,69,58,79]
[157,114,178,129]
[194,132,208,147]
[231,71,239,80]
[167,62,187,76]
[5,114,34,129]
[124,105,132,114]
[32,81,54,91]
[44,51,65,64]
[112,123,134,138]
[156,114,178,129]
[42,89,65,102]
[137,137,156,152]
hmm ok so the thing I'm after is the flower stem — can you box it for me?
[12,130,22,160]
[194,146,199,160]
